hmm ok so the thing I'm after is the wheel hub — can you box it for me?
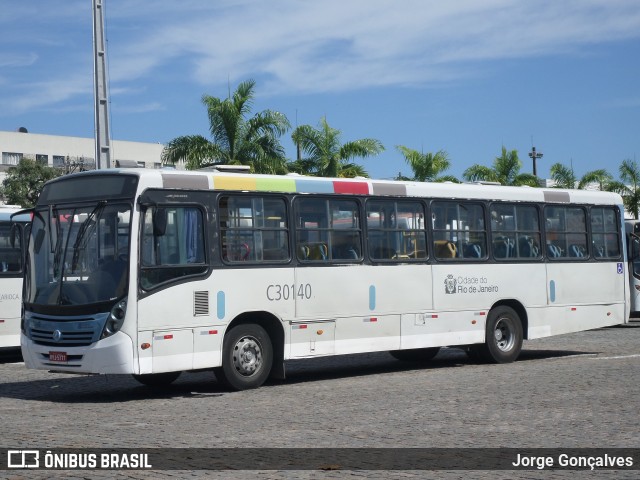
[494,319,514,352]
[233,336,263,377]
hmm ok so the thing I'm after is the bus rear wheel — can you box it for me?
[132,371,181,387]
[390,347,441,362]
[472,306,523,363]
[216,323,273,391]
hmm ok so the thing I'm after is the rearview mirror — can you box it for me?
[153,208,167,236]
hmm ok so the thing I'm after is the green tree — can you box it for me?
[0,158,61,207]
[606,159,640,219]
[462,146,539,187]
[549,162,613,190]
[162,79,291,173]
[395,146,459,182]
[289,117,384,177]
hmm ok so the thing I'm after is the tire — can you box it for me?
[473,306,523,363]
[132,371,181,387]
[390,347,441,362]
[216,323,273,391]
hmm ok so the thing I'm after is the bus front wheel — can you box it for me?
[472,306,523,363]
[216,323,273,391]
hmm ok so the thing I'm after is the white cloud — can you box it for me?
[0,77,92,114]
[0,53,38,68]
[2,0,640,114]
[112,102,165,114]
[105,0,640,94]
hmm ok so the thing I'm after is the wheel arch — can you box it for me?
[490,299,529,340]
[226,311,286,379]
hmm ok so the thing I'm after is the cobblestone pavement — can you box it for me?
[0,322,639,479]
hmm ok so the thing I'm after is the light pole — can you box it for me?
[93,0,111,169]
[529,146,543,177]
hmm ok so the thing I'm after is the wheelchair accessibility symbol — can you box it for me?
[617,263,624,274]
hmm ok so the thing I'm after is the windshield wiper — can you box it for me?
[51,206,64,278]
[71,201,107,271]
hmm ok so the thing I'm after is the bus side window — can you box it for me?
[140,206,207,290]
[592,207,620,260]
[366,199,426,261]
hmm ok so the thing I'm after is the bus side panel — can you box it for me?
[294,264,431,318]
[431,264,547,312]
[137,268,294,372]
[0,277,22,348]
[544,261,626,336]
[294,264,430,354]
[400,311,485,349]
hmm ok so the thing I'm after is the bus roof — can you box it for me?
[48,168,624,206]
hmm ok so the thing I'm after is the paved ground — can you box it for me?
[0,321,639,479]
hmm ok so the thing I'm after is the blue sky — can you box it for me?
[1,0,639,181]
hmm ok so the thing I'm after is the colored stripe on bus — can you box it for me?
[295,178,336,194]
[333,180,369,195]
[210,175,372,195]
[256,177,297,192]
[213,176,257,191]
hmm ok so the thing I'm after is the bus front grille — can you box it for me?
[29,327,97,347]
[25,313,107,347]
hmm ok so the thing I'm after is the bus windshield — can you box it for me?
[26,202,131,307]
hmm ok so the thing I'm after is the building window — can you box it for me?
[2,152,22,165]
[137,161,146,168]
[53,155,65,167]
[36,154,48,165]
[154,162,162,169]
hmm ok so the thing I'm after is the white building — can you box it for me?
[0,129,171,183]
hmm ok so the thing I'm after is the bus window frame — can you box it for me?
[218,192,292,266]
[137,189,212,296]
[488,202,543,262]
[365,198,428,263]
[293,195,364,265]
[589,205,623,261]
[429,199,488,262]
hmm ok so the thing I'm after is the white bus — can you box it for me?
[0,206,30,350]
[624,219,640,317]
[20,169,629,389]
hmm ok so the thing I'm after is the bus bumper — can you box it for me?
[21,332,135,374]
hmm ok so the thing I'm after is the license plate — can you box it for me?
[49,351,68,363]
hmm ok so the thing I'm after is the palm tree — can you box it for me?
[289,117,384,177]
[162,79,290,173]
[395,146,459,182]
[463,146,539,187]
[549,162,613,190]
[606,159,640,219]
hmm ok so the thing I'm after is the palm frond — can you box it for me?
[463,165,497,183]
[161,135,221,169]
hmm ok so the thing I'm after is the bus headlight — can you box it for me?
[102,298,127,339]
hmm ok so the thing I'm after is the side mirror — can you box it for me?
[34,229,45,254]
[153,207,168,236]
[9,224,20,249]
[631,235,640,261]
